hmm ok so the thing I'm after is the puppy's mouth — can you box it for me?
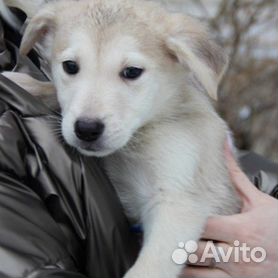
[74,140,116,157]
[78,140,103,151]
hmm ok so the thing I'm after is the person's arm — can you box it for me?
[183,143,278,277]
[0,173,88,278]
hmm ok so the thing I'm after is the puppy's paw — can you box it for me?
[2,71,25,85]
[1,72,55,97]
[123,267,144,278]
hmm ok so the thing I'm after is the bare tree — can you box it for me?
[157,0,278,162]
[209,0,277,162]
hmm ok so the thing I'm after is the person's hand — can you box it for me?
[183,143,278,277]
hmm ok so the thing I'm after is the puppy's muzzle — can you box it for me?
[74,118,105,142]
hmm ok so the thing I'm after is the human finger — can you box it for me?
[224,141,262,202]
[187,240,232,272]
[202,215,240,243]
[183,266,230,278]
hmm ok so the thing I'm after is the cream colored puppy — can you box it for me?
[1,0,239,277]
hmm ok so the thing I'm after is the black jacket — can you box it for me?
[0,19,138,278]
[0,14,277,278]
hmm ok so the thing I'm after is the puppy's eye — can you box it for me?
[120,67,144,80]
[63,60,79,75]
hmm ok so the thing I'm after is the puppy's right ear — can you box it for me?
[164,14,228,100]
[20,8,55,56]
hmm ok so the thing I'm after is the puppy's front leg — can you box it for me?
[2,72,55,97]
[2,72,58,109]
[124,196,209,278]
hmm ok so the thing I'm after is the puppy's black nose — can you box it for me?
[74,119,105,142]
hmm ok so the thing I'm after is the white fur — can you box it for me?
[1,1,240,277]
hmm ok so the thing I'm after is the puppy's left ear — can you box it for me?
[165,15,228,100]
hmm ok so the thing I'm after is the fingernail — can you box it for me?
[226,132,234,151]
[225,132,238,157]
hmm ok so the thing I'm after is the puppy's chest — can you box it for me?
[103,152,159,220]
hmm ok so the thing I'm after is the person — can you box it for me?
[0,12,277,278]
[183,143,278,277]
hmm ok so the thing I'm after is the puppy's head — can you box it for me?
[20,0,228,157]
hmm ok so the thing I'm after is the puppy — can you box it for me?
[1,0,240,277]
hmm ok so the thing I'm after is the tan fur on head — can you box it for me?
[19,0,228,100]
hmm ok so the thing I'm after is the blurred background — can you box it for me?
[155,0,278,162]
